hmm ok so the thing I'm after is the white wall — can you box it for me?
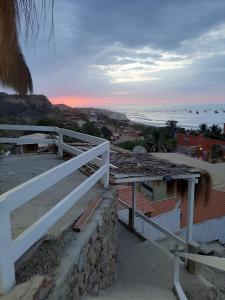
[181,216,225,244]
[118,209,180,241]
[118,209,225,244]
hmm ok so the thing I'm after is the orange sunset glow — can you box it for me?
[50,95,133,107]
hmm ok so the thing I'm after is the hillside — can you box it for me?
[0,93,128,124]
[0,93,59,123]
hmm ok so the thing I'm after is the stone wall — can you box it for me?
[47,188,118,299]
[1,188,117,300]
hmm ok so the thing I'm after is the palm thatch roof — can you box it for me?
[110,152,211,201]
[0,0,54,95]
[110,152,199,178]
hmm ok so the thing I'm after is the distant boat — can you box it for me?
[196,110,199,114]
[214,110,219,114]
[189,110,192,113]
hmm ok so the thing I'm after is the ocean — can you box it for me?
[108,104,225,130]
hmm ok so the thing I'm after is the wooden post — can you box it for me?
[58,129,63,159]
[0,203,15,293]
[131,182,136,230]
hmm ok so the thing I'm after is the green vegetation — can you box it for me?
[117,140,145,150]
[199,123,224,140]
[145,128,177,152]
[101,126,112,141]
[211,144,224,163]
[36,118,61,127]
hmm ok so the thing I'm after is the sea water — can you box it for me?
[108,104,225,130]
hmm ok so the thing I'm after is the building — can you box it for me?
[177,132,225,159]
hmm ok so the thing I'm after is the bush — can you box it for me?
[118,140,145,150]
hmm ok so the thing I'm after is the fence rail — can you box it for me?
[0,124,110,293]
[174,252,225,300]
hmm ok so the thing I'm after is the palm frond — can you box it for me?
[0,0,54,95]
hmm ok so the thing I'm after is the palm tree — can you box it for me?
[210,125,222,139]
[199,123,207,134]
[166,120,177,137]
[0,0,54,95]
[145,129,167,152]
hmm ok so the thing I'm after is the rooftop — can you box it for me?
[118,185,225,226]
[152,153,225,186]
[117,185,154,214]
[0,153,102,239]
[110,152,200,183]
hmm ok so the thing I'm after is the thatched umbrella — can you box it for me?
[0,0,54,95]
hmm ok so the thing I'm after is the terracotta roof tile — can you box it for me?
[117,186,154,214]
[117,186,225,227]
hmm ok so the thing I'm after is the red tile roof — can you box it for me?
[117,185,154,214]
[180,189,225,227]
[150,198,178,217]
[117,185,225,227]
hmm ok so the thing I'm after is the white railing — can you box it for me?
[118,201,225,299]
[173,252,225,300]
[0,124,110,293]
[118,199,185,247]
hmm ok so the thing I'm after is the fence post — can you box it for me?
[186,178,196,249]
[58,129,63,159]
[131,182,136,230]
[101,142,110,188]
[173,255,180,284]
[0,203,15,293]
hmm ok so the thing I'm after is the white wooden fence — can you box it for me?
[0,124,110,293]
[118,206,225,245]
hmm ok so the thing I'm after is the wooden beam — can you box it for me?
[73,197,102,232]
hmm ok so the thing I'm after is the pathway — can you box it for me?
[84,222,177,300]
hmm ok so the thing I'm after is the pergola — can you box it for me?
[110,152,202,250]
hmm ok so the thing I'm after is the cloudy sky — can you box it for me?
[23,0,225,106]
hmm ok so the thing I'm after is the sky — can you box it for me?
[23,0,225,107]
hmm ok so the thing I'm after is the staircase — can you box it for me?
[84,223,177,300]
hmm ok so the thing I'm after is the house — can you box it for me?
[90,112,97,123]
[177,132,225,159]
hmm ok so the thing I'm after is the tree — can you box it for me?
[199,123,208,134]
[81,121,101,137]
[0,1,54,94]
[145,128,177,153]
[101,126,112,141]
[166,120,178,137]
[211,144,224,163]
[145,129,167,152]
[209,125,222,139]
[36,118,59,127]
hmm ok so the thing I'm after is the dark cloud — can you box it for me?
[19,0,225,104]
